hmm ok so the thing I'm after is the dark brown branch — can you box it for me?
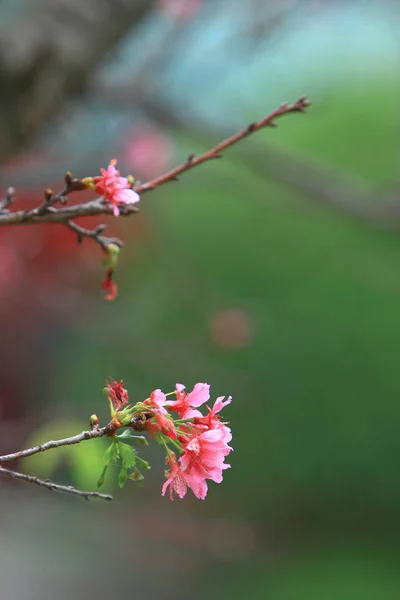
[65,220,124,248]
[134,96,311,193]
[0,466,113,501]
[0,196,138,226]
[0,97,311,235]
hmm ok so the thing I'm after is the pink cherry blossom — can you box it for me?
[93,159,140,216]
[194,395,232,443]
[168,382,210,419]
[143,388,177,439]
[149,388,168,414]
[162,454,189,500]
[180,428,232,485]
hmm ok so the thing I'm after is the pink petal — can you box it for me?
[187,383,210,408]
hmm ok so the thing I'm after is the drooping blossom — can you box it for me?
[162,454,189,500]
[179,428,232,499]
[107,378,129,410]
[93,159,140,217]
[101,267,117,301]
[168,382,210,419]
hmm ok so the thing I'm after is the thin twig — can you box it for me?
[0,466,113,501]
[65,220,124,247]
[134,96,311,193]
[0,426,108,464]
[0,97,310,231]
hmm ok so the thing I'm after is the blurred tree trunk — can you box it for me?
[0,0,155,164]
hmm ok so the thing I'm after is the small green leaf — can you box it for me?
[117,441,137,468]
[118,467,128,488]
[97,464,108,489]
[103,440,119,465]
[135,456,151,471]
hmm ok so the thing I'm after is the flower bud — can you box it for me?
[90,414,100,428]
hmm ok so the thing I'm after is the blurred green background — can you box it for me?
[1,0,400,598]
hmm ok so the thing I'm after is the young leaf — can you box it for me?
[97,464,108,489]
[103,439,120,465]
[118,467,128,488]
[117,441,137,468]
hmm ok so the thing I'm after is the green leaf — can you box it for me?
[135,456,151,471]
[117,441,137,468]
[103,440,119,465]
[97,464,108,489]
[118,467,128,488]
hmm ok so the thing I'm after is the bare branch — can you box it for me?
[0,466,113,501]
[0,426,108,464]
[134,96,311,194]
[65,220,124,248]
[0,97,311,243]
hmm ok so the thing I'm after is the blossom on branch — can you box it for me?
[93,159,140,217]
[168,382,210,419]
[162,454,189,500]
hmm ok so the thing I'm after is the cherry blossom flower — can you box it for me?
[146,388,168,414]
[180,428,232,492]
[107,378,129,410]
[93,159,140,217]
[162,454,189,500]
[168,382,210,419]
[194,395,232,443]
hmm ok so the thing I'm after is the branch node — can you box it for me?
[94,224,107,235]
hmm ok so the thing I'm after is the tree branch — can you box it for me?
[0,420,126,500]
[0,466,113,501]
[134,96,311,193]
[0,426,109,464]
[0,96,311,245]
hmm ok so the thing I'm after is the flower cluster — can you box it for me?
[104,379,232,500]
[91,159,140,217]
